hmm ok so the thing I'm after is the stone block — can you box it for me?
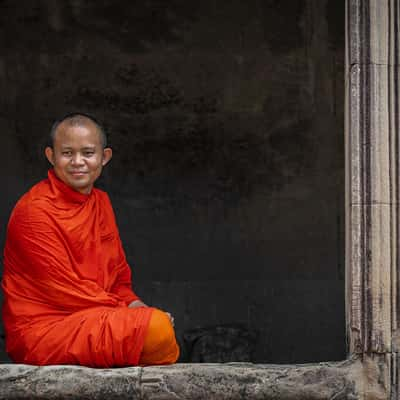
[348,64,393,205]
[0,361,362,399]
[0,364,142,400]
[348,204,392,353]
[348,0,391,65]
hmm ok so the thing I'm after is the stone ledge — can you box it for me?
[0,360,361,400]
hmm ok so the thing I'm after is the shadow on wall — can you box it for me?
[183,324,257,363]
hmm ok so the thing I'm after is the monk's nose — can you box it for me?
[71,153,84,165]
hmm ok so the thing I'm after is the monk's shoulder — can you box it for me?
[94,188,113,208]
[93,189,119,230]
[11,179,53,222]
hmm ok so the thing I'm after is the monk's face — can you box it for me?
[45,122,112,194]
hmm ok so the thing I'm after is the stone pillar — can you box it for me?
[346,0,400,398]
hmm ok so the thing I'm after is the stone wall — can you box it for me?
[0,0,345,363]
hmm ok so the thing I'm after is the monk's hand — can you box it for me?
[166,312,175,327]
[128,300,147,308]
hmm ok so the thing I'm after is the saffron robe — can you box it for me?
[2,169,156,367]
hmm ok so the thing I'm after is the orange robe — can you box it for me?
[2,169,178,367]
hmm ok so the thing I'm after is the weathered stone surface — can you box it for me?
[141,362,360,400]
[348,65,392,206]
[0,361,361,400]
[348,204,392,354]
[346,0,400,359]
[0,364,142,400]
[347,0,391,66]
[345,0,400,398]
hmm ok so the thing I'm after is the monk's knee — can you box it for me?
[140,308,179,365]
[144,309,175,349]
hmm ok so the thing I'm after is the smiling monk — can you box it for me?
[2,113,179,367]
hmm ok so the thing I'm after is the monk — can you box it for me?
[2,113,179,367]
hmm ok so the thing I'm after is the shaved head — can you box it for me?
[49,113,107,149]
[45,113,112,194]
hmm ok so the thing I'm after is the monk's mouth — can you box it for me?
[70,172,88,177]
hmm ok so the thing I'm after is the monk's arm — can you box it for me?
[103,193,144,306]
[109,261,141,306]
[102,191,174,327]
[108,233,144,306]
[107,215,174,324]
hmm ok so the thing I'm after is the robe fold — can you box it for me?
[2,169,155,367]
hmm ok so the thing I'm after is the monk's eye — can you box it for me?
[83,151,95,157]
[62,151,72,156]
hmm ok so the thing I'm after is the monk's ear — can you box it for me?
[102,148,112,166]
[45,147,55,166]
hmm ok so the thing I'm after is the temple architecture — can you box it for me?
[1,0,399,398]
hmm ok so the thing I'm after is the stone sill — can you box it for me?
[0,359,360,399]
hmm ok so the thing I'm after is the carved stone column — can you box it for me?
[346,0,400,398]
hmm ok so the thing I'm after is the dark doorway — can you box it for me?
[0,0,345,363]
